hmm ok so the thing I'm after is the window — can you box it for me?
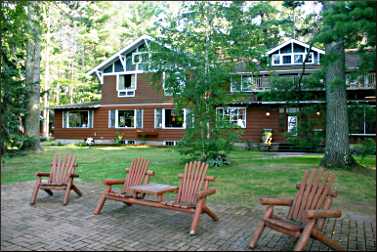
[272,54,280,65]
[271,52,315,66]
[216,107,246,128]
[118,110,135,128]
[294,54,303,64]
[108,109,143,128]
[164,141,177,146]
[117,74,136,97]
[231,75,253,92]
[282,55,292,64]
[62,110,93,128]
[154,108,187,129]
[162,72,186,96]
[287,115,297,135]
[348,105,376,135]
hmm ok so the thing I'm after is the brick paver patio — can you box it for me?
[1,181,376,251]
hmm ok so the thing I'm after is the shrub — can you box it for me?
[350,139,376,157]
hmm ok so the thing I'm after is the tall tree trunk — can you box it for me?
[25,3,42,151]
[42,10,51,138]
[320,39,356,168]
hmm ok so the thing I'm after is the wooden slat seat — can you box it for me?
[249,168,344,251]
[94,158,154,214]
[31,154,82,206]
[162,201,196,209]
[264,217,303,232]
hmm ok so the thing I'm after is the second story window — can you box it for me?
[231,75,253,92]
[117,74,136,97]
[271,52,314,66]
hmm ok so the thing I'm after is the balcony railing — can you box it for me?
[346,72,376,89]
[245,72,376,91]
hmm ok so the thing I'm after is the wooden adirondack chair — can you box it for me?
[94,158,154,214]
[31,154,82,206]
[162,161,219,235]
[249,168,344,251]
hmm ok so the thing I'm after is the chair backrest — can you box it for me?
[288,168,337,225]
[48,154,77,185]
[122,158,150,194]
[176,161,209,205]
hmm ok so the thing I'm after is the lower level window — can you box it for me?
[348,104,376,135]
[154,108,186,129]
[216,107,246,128]
[164,140,177,146]
[108,109,143,128]
[118,110,135,128]
[63,110,93,128]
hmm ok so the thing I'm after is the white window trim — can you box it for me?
[63,110,93,129]
[115,109,137,129]
[155,108,187,129]
[116,73,137,97]
[216,107,247,128]
[271,52,314,66]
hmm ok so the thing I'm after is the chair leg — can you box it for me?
[30,181,41,205]
[249,220,266,248]
[249,206,273,249]
[71,184,82,197]
[63,185,71,206]
[190,200,204,235]
[94,193,107,215]
[203,205,219,221]
[311,227,345,251]
[294,220,316,251]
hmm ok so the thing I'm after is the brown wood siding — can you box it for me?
[241,106,285,143]
[54,106,287,143]
[101,73,173,105]
[54,105,185,141]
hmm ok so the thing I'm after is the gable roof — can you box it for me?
[266,38,325,55]
[87,34,154,76]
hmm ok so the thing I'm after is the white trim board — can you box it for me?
[87,35,154,76]
[266,38,325,56]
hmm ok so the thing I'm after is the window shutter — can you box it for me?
[62,111,66,128]
[154,108,162,128]
[108,110,116,128]
[136,109,143,128]
[88,111,94,128]
[185,109,193,128]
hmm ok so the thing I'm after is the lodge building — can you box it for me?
[53,35,376,147]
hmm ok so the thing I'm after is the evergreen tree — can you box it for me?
[317,1,376,169]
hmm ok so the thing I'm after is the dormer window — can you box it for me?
[267,39,324,66]
[271,52,314,66]
[117,74,136,97]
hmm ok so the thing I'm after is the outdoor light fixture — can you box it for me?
[316,111,321,116]
[266,112,270,117]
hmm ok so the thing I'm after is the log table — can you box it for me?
[128,183,178,202]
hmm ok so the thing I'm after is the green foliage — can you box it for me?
[114,131,123,145]
[350,139,376,157]
[149,2,277,165]
[0,1,32,154]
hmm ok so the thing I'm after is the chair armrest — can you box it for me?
[305,209,342,219]
[36,172,50,177]
[198,189,217,200]
[104,179,125,186]
[260,197,293,206]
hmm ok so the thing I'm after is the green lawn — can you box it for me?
[2,144,376,215]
